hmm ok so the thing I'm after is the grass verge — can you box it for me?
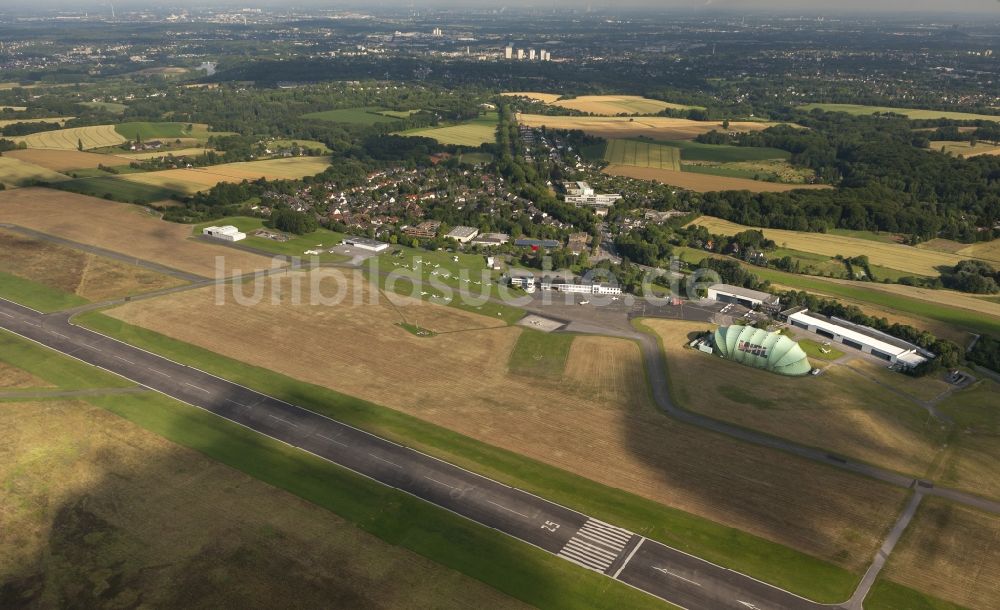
[508,329,574,379]
[84,391,671,610]
[0,270,89,312]
[75,310,861,602]
[0,328,133,390]
[865,580,968,610]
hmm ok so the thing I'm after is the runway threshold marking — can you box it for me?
[368,452,402,468]
[653,566,702,587]
[486,499,531,519]
[612,536,645,578]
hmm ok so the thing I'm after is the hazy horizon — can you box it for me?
[8,0,1000,16]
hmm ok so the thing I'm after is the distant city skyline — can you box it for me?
[8,0,1000,15]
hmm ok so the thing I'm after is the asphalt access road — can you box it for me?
[0,296,838,610]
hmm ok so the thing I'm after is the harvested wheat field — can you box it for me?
[0,228,187,300]
[0,399,525,609]
[501,92,563,103]
[0,188,278,278]
[115,147,213,161]
[957,239,1000,265]
[0,117,73,129]
[17,124,126,150]
[880,498,1000,610]
[119,156,333,194]
[2,148,117,171]
[0,157,69,187]
[603,165,829,193]
[691,215,973,277]
[105,271,906,571]
[644,319,948,477]
[517,113,784,141]
[552,95,699,115]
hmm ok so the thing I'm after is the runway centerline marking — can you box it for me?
[114,355,135,365]
[268,414,298,428]
[486,499,531,519]
[0,311,11,317]
[225,398,251,409]
[149,368,171,377]
[424,475,455,489]
[368,452,402,468]
[184,382,210,393]
[653,566,702,587]
[317,433,347,446]
[51,332,70,340]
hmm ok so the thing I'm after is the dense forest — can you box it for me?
[696,112,1000,243]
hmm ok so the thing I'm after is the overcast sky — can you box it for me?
[15,0,1000,14]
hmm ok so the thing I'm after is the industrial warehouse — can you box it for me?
[782,307,932,368]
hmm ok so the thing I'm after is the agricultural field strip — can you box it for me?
[18,124,126,150]
[602,165,828,193]
[689,215,986,276]
[0,298,840,610]
[801,103,1000,122]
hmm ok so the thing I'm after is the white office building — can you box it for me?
[202,225,246,242]
[504,46,513,59]
[539,281,623,295]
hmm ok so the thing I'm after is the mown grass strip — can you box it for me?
[85,391,673,610]
[865,579,969,610]
[76,310,860,602]
[0,328,133,389]
[0,270,88,312]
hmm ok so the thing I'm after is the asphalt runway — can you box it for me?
[0,296,839,609]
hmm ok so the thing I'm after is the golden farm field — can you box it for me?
[0,157,69,187]
[119,156,333,194]
[2,148,116,171]
[931,140,1000,158]
[0,116,73,128]
[517,113,783,141]
[689,215,970,276]
[0,187,277,278]
[115,147,214,161]
[103,271,906,571]
[17,124,126,150]
[551,95,701,115]
[603,165,829,193]
[802,103,1000,122]
[501,92,563,103]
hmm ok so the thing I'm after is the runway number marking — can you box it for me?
[541,521,560,532]
[653,566,702,587]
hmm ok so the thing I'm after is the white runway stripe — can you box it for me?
[556,518,635,573]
